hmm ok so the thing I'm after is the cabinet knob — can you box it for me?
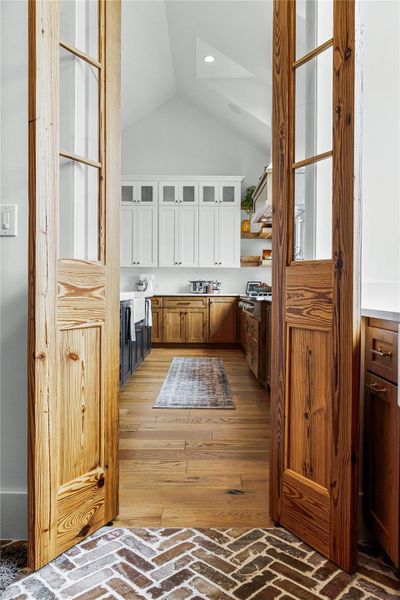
[214,262,218,265]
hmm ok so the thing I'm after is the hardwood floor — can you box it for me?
[115,347,272,528]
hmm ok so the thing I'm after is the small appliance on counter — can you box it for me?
[189,280,222,294]
[239,281,272,320]
[136,274,155,296]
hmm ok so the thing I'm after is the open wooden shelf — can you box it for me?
[241,230,272,240]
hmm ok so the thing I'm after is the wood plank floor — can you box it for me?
[115,347,272,528]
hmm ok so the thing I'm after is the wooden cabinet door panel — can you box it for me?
[210,298,237,343]
[185,309,209,343]
[163,309,185,343]
[364,372,399,566]
[151,308,163,343]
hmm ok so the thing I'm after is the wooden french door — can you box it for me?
[270,0,361,572]
[28,0,121,569]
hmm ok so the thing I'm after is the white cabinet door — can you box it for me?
[181,183,198,204]
[121,182,137,204]
[199,206,218,267]
[159,182,179,204]
[218,206,240,267]
[220,182,240,206]
[137,182,158,204]
[136,205,158,267]
[179,205,198,267]
[199,182,219,205]
[120,206,137,266]
[159,206,179,267]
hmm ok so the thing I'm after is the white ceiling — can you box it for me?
[121,0,273,152]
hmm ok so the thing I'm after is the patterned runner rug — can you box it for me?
[153,357,235,409]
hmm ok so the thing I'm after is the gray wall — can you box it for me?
[0,0,28,538]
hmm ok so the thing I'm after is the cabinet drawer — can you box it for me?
[246,315,259,342]
[164,297,208,308]
[152,297,163,308]
[364,372,399,565]
[366,325,398,384]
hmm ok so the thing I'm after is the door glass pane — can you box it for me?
[296,0,333,59]
[60,0,98,60]
[182,186,195,203]
[60,48,99,161]
[163,186,175,203]
[141,186,153,203]
[203,186,216,203]
[222,185,235,203]
[294,158,332,261]
[295,47,332,163]
[122,186,133,203]
[59,157,99,261]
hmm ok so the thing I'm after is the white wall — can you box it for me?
[0,0,28,538]
[121,266,271,295]
[361,0,400,312]
[122,95,268,187]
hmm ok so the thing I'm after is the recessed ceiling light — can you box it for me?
[203,55,215,63]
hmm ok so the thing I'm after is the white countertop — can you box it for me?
[154,293,240,297]
[361,307,400,323]
[120,291,153,301]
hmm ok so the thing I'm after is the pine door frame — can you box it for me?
[270,0,362,572]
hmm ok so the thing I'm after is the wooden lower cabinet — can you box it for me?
[239,303,271,385]
[363,317,399,567]
[162,307,208,343]
[209,297,237,343]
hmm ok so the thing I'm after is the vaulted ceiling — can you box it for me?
[121,0,273,152]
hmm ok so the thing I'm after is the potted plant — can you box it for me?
[241,186,256,232]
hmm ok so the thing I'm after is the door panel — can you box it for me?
[185,309,209,343]
[28,0,120,569]
[218,206,239,267]
[163,309,185,343]
[179,205,198,267]
[199,206,218,267]
[271,0,360,572]
[209,298,237,343]
[159,206,179,267]
[137,206,158,267]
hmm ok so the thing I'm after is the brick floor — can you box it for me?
[2,528,399,599]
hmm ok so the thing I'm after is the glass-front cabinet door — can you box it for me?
[159,182,179,204]
[137,182,158,204]
[199,181,240,205]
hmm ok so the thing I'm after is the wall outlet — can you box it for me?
[0,205,17,237]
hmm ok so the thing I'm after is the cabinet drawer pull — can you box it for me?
[366,382,388,394]
[370,347,392,358]
[177,302,190,305]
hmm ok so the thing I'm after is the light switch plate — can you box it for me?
[0,204,17,237]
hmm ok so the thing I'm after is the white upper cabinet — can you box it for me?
[159,182,199,204]
[198,205,240,268]
[121,176,242,268]
[159,206,179,267]
[199,206,218,267]
[122,181,158,204]
[218,206,240,267]
[199,181,240,206]
[159,205,198,267]
[120,205,158,267]
[179,206,198,267]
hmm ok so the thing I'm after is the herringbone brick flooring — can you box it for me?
[3,527,399,599]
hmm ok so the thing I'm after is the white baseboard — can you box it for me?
[0,490,28,539]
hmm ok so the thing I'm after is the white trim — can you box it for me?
[0,491,28,539]
[122,174,245,183]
